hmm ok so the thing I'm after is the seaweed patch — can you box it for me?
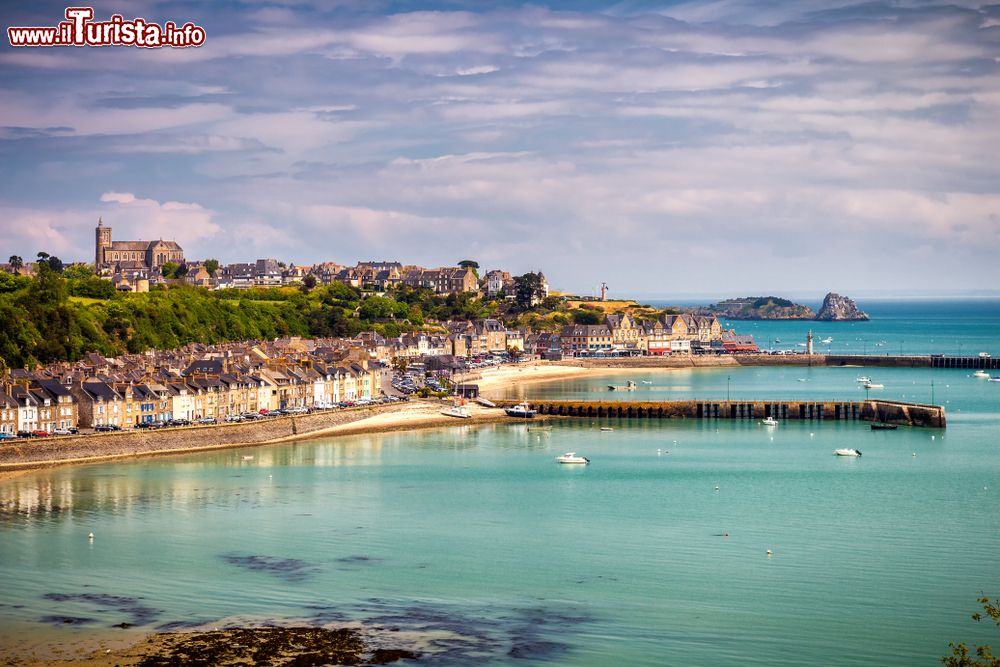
[41,592,161,626]
[220,553,320,582]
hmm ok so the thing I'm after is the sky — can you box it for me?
[1,0,999,298]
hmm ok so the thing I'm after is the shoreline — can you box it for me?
[0,362,669,476]
[0,355,951,476]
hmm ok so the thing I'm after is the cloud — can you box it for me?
[0,1,998,293]
[99,192,220,250]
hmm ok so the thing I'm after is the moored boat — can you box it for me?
[870,423,897,430]
[834,448,862,457]
[863,381,884,389]
[556,452,590,464]
[441,405,472,419]
[505,402,537,418]
[475,397,497,407]
[761,417,779,426]
[856,376,872,383]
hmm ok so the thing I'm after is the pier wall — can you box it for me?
[496,399,945,428]
[562,355,998,370]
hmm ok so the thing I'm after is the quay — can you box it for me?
[495,398,946,428]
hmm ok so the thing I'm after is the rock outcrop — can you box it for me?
[695,296,815,320]
[815,293,869,321]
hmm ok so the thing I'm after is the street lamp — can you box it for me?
[727,376,731,402]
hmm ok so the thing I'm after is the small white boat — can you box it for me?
[600,427,614,432]
[834,448,862,457]
[973,370,990,379]
[607,380,636,391]
[863,382,884,389]
[441,405,472,419]
[856,376,872,383]
[821,337,833,344]
[242,455,255,461]
[641,380,652,384]
[989,376,1000,383]
[556,452,590,464]
[505,402,537,418]
[475,397,497,407]
[761,417,779,426]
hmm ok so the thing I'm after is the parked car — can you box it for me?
[0,432,18,440]
[286,406,309,414]
[168,418,192,427]
[134,422,158,429]
[226,414,244,422]
[197,417,217,425]
[52,427,74,436]
[94,424,121,432]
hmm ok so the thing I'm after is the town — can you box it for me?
[0,220,758,437]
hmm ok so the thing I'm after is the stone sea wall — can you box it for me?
[0,404,400,469]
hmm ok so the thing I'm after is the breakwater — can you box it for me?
[496,398,945,427]
[564,354,998,370]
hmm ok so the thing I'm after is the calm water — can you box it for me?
[1,301,999,665]
[645,297,1000,357]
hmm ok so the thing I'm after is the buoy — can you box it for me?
[714,485,720,491]
[88,532,94,540]
[912,453,916,456]
[766,549,773,556]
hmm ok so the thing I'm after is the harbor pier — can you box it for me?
[496,398,945,427]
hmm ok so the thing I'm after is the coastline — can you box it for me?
[0,362,672,476]
[0,354,951,476]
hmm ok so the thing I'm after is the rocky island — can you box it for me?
[693,293,869,321]
[815,292,869,321]
[694,296,816,320]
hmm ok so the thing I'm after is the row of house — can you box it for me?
[0,341,385,434]
[354,313,745,362]
[554,313,749,357]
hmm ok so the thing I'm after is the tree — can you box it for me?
[572,309,602,325]
[301,274,317,292]
[63,264,93,280]
[513,272,545,312]
[204,259,219,277]
[944,597,1000,667]
[161,262,179,279]
[174,263,189,278]
[458,259,479,279]
[8,256,23,273]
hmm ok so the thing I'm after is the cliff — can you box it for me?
[815,293,869,321]
[695,296,815,320]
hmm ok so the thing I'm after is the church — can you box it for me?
[94,218,184,274]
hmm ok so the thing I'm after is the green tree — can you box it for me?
[204,259,219,277]
[459,259,480,279]
[513,272,545,312]
[944,597,1000,667]
[8,255,23,273]
[63,264,93,280]
[161,262,179,279]
[301,274,317,292]
[572,309,602,325]
[174,263,189,278]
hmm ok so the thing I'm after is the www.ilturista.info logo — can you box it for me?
[7,7,206,48]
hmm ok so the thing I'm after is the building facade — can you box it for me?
[95,218,184,275]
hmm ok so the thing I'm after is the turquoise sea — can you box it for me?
[1,299,998,665]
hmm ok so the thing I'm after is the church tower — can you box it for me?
[95,217,112,269]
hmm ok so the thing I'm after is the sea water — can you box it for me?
[1,302,999,666]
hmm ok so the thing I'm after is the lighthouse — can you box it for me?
[807,330,814,355]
